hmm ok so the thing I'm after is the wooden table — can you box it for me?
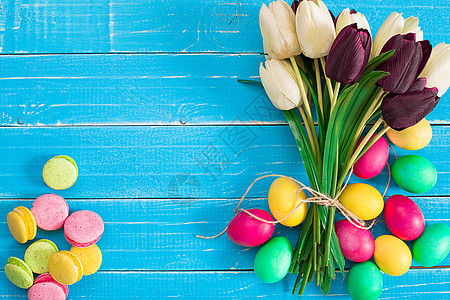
[0,0,449,298]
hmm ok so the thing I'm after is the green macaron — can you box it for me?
[25,239,59,274]
[4,257,34,289]
[43,155,78,190]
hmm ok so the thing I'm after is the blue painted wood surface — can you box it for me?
[0,0,449,299]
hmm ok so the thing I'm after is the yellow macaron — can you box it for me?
[7,206,37,243]
[70,244,102,275]
[48,251,83,285]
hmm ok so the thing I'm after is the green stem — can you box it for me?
[320,57,333,101]
[299,107,318,159]
[314,59,324,118]
[290,57,320,161]
[322,207,335,268]
[330,82,341,112]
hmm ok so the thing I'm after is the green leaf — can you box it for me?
[360,49,395,79]
[237,79,262,84]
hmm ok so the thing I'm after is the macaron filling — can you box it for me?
[64,232,101,248]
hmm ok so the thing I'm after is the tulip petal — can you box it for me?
[381,88,439,130]
[377,38,423,93]
[372,12,404,58]
[326,24,370,84]
[296,0,336,58]
[417,40,432,76]
[407,77,427,92]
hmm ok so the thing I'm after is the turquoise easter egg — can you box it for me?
[392,155,437,193]
[413,223,450,267]
[346,261,383,300]
[254,236,292,283]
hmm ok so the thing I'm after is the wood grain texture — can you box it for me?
[0,0,448,54]
[0,54,448,126]
[1,269,449,299]
[0,125,448,199]
[0,198,448,272]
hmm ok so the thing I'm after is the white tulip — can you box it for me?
[259,0,301,59]
[372,12,423,58]
[335,8,371,36]
[420,43,450,97]
[259,59,303,110]
[295,0,336,58]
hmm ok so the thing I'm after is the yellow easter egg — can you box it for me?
[268,177,308,227]
[374,235,412,276]
[386,118,432,150]
[339,183,383,220]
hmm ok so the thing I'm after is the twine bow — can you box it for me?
[197,162,391,239]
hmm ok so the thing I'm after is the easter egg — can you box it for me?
[339,183,384,220]
[268,177,308,227]
[254,236,292,283]
[354,136,389,179]
[392,155,437,194]
[374,235,411,276]
[413,223,450,267]
[386,118,432,150]
[384,195,424,240]
[227,209,274,247]
[346,261,383,300]
[335,220,375,262]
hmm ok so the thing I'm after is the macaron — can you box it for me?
[31,194,69,230]
[43,155,78,190]
[7,206,37,243]
[4,257,34,289]
[29,273,69,300]
[64,210,104,248]
[48,251,83,285]
[70,244,102,275]
[25,239,59,274]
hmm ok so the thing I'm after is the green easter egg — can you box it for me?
[347,261,383,300]
[413,223,450,267]
[392,155,437,194]
[254,236,292,283]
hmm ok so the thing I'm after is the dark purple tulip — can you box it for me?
[325,24,371,84]
[381,78,439,130]
[334,9,357,25]
[376,33,432,94]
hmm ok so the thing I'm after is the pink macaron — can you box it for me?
[31,194,69,231]
[64,210,104,248]
[29,273,69,300]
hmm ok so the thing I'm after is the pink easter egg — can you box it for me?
[354,136,389,179]
[384,195,425,240]
[227,209,274,247]
[335,219,375,262]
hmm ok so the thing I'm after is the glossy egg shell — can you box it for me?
[254,236,292,283]
[374,235,411,276]
[335,219,375,262]
[227,209,274,247]
[392,155,437,194]
[268,177,308,227]
[354,136,389,179]
[346,261,383,300]
[413,223,450,267]
[384,195,425,240]
[339,183,384,220]
[386,118,432,150]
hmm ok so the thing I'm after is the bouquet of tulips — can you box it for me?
[255,0,450,295]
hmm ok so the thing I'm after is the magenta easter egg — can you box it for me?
[384,195,425,241]
[335,220,375,262]
[227,209,274,247]
[354,136,389,179]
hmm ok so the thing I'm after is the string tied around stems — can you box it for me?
[197,157,392,239]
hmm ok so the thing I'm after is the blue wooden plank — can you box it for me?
[0,126,448,199]
[0,125,448,199]
[0,0,448,53]
[0,54,448,126]
[0,197,448,271]
[1,269,449,299]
